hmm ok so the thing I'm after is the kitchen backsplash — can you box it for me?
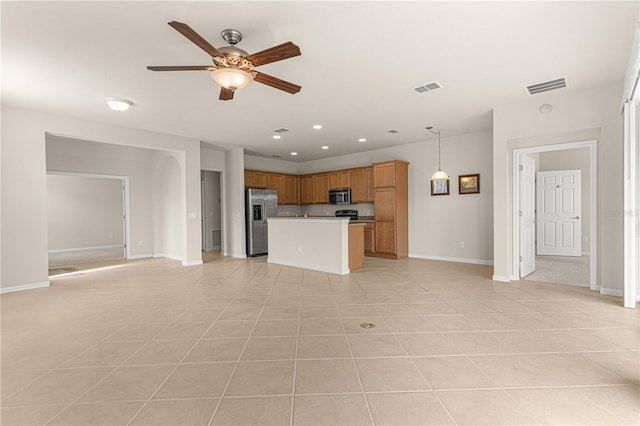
[277,203,374,217]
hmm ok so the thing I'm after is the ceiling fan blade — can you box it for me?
[147,66,211,71]
[168,21,224,58]
[219,87,235,101]
[246,42,301,67]
[254,72,301,94]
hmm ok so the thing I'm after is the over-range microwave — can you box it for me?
[329,188,351,205]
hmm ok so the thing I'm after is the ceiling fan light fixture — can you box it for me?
[210,68,253,90]
[105,97,132,112]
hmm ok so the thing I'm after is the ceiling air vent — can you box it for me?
[386,129,400,134]
[525,77,567,95]
[413,81,442,94]
[272,128,290,133]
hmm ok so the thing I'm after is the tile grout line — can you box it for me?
[288,271,303,426]
[206,263,283,426]
[40,317,185,426]
[381,308,460,426]
[339,311,376,426]
[124,297,235,426]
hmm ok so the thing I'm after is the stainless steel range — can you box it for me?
[335,209,359,220]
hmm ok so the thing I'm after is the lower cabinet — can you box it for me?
[364,222,375,255]
[374,221,396,255]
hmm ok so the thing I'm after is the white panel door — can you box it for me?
[536,170,582,256]
[520,156,536,277]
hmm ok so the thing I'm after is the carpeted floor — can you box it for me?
[525,255,590,287]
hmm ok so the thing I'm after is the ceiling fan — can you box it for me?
[148,21,302,101]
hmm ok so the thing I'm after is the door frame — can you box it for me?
[47,171,131,259]
[512,140,598,291]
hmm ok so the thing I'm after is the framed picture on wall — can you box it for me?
[459,174,480,194]
[431,179,449,196]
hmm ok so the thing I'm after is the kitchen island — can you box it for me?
[266,217,364,274]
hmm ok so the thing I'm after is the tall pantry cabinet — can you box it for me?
[373,160,409,259]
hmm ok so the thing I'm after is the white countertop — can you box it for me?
[268,217,349,224]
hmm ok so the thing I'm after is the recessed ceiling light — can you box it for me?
[105,96,132,112]
[358,138,367,143]
[313,124,322,130]
[290,152,298,156]
[321,146,329,150]
[272,135,281,140]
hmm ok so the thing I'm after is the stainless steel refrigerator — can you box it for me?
[246,188,278,256]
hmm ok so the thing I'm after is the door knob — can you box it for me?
[570,216,580,219]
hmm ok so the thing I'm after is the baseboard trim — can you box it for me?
[409,254,494,266]
[182,260,203,266]
[225,252,247,259]
[492,274,512,282]
[128,254,152,260]
[153,253,182,262]
[600,287,623,297]
[1,281,50,294]
[267,258,349,275]
[48,245,123,254]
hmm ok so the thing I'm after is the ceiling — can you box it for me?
[2,2,638,161]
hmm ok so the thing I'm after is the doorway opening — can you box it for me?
[201,170,223,262]
[512,140,598,291]
[47,172,130,276]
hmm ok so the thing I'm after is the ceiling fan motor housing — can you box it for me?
[221,29,242,45]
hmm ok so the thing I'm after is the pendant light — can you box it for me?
[427,127,449,181]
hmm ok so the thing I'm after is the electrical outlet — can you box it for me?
[582,236,588,243]
[138,240,143,247]
[108,233,113,240]
[459,242,465,248]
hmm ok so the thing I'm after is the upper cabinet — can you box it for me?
[313,173,330,204]
[329,170,350,190]
[349,168,365,203]
[300,175,314,205]
[246,169,299,205]
[245,170,268,189]
[364,167,375,202]
[245,163,385,205]
[283,174,299,205]
[267,173,285,204]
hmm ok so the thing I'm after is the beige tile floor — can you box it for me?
[2,256,639,426]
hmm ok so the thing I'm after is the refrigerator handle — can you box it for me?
[262,202,267,223]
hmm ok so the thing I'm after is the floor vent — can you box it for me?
[525,77,567,95]
[272,128,290,133]
[412,81,442,94]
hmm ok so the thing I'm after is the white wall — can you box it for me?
[47,174,124,250]
[1,106,203,291]
[539,147,591,253]
[298,130,494,263]
[224,148,246,258]
[202,170,221,250]
[493,83,624,292]
[46,136,155,257]
[153,151,183,261]
[244,155,302,174]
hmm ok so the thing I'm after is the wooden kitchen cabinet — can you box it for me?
[313,173,330,204]
[300,175,314,204]
[283,174,299,205]
[373,160,409,259]
[364,222,375,255]
[245,170,268,189]
[267,173,285,204]
[329,170,350,190]
[364,167,375,202]
[349,168,365,203]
